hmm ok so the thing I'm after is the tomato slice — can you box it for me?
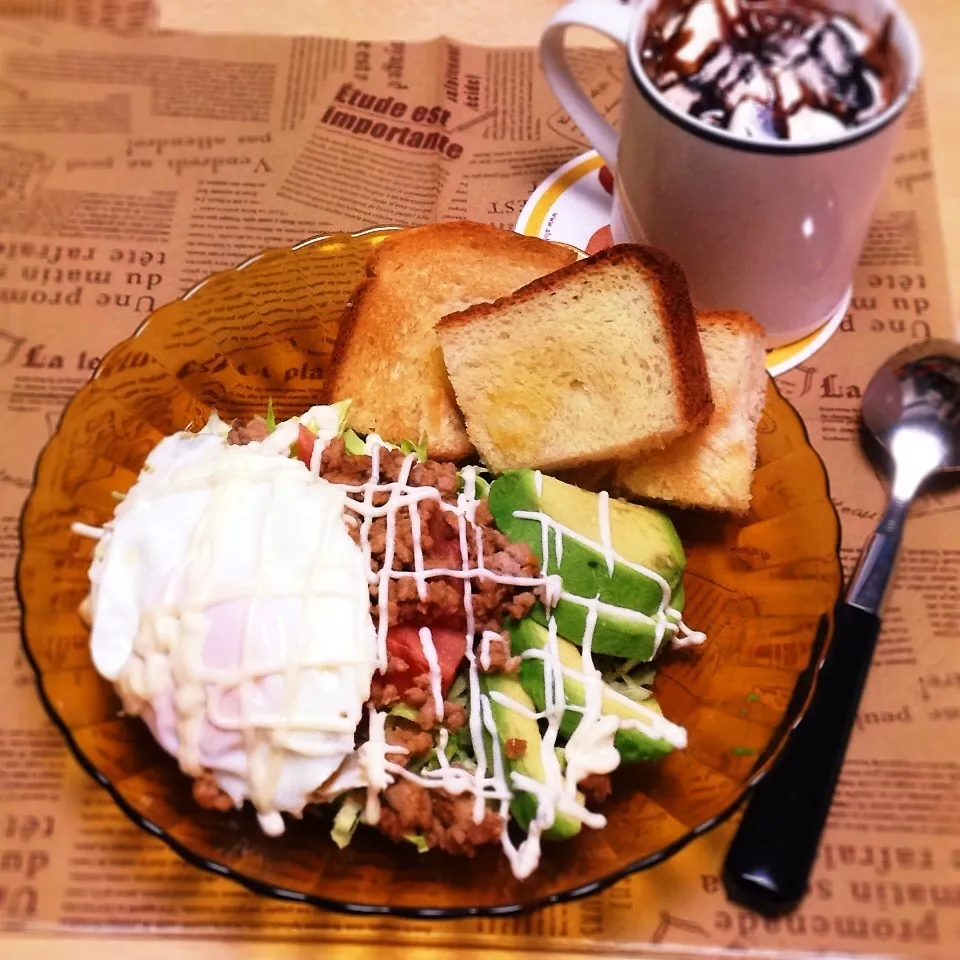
[297,424,316,468]
[427,505,464,565]
[382,624,466,697]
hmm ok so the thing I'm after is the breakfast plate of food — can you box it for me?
[18,222,842,915]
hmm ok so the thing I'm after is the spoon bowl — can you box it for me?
[861,338,960,470]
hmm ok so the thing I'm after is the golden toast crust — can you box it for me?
[438,243,715,433]
[322,222,577,460]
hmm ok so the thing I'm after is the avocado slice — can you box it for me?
[479,671,581,840]
[488,470,685,659]
[531,586,684,661]
[508,617,677,762]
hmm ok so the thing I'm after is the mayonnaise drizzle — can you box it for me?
[512,508,705,653]
[72,522,104,540]
[80,417,705,879]
[333,455,699,878]
[418,627,444,720]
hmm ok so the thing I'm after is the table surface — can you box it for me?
[7,1,960,957]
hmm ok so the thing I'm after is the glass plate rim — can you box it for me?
[15,227,844,919]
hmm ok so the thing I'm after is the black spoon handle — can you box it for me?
[722,601,882,916]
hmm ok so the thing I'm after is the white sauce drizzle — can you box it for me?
[418,626,444,720]
[436,727,450,770]
[72,522,104,540]
[479,630,501,672]
[358,705,402,823]
[82,412,705,880]
[513,508,704,653]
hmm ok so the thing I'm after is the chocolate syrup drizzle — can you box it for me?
[641,0,895,141]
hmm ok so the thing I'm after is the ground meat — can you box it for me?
[412,697,468,732]
[368,681,400,708]
[478,633,522,674]
[384,722,434,767]
[442,700,467,733]
[402,685,429,709]
[192,772,234,812]
[377,578,465,630]
[579,772,613,805]
[472,499,495,528]
[398,673,432,710]
[431,790,503,856]
[227,418,269,445]
[377,780,503,857]
[504,591,538,621]
[315,435,372,485]
[505,738,527,760]
[469,542,542,634]
[316,438,545,639]
[380,780,434,832]
[409,458,459,496]
[415,697,438,731]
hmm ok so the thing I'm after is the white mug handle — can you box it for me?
[539,0,635,168]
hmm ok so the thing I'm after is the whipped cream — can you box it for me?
[642,0,895,143]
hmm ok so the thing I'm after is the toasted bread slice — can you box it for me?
[616,310,767,514]
[436,244,713,473]
[322,222,578,460]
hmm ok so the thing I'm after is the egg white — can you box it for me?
[86,406,377,832]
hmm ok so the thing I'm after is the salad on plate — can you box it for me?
[74,400,704,880]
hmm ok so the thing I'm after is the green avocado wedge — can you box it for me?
[479,672,581,841]
[488,470,685,659]
[508,618,677,763]
[530,586,684,661]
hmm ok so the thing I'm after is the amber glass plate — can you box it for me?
[18,227,842,917]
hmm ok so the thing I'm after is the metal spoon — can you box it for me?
[723,338,960,917]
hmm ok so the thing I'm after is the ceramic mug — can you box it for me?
[540,0,922,347]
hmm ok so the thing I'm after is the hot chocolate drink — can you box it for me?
[640,0,895,143]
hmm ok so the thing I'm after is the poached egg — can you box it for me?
[83,405,378,835]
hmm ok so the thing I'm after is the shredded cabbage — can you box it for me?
[332,398,352,434]
[601,660,655,703]
[406,751,432,774]
[446,673,468,704]
[330,795,363,849]
[399,435,428,461]
[607,677,654,703]
[404,833,430,853]
[339,425,428,460]
[388,701,420,722]
[342,428,367,455]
